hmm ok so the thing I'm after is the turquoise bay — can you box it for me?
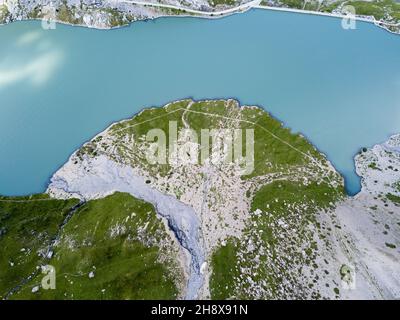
[0,9,399,196]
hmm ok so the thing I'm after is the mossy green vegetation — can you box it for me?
[278,0,305,9]
[86,99,339,190]
[57,3,84,25]
[70,99,345,299]
[27,7,43,20]
[304,1,321,11]
[102,8,128,27]
[2,99,349,300]
[251,180,339,215]
[204,100,345,298]
[2,193,181,299]
[24,2,127,27]
[271,0,400,25]
[210,179,343,299]
[185,100,332,179]
[73,99,344,299]
[0,195,79,299]
[0,4,9,22]
[319,2,342,13]
[385,242,396,249]
[387,193,400,204]
[347,1,386,19]
[209,0,236,7]
[209,239,241,299]
[78,100,191,177]
[368,162,381,170]
[352,0,400,21]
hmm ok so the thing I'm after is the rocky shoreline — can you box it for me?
[1,0,399,34]
[43,99,399,299]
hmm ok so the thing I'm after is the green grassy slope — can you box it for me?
[0,195,79,299]
[265,0,400,32]
[2,99,346,300]
[210,181,342,299]
[2,193,182,300]
[84,99,338,184]
[73,99,344,299]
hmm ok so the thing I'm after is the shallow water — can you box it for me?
[0,9,399,196]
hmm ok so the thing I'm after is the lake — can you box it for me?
[0,9,399,196]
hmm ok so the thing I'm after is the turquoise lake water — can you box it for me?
[0,9,399,196]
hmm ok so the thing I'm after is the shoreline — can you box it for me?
[255,5,400,35]
[0,96,384,200]
[0,2,399,35]
[2,97,398,200]
[0,8,398,197]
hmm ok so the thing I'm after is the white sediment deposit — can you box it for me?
[355,134,400,196]
[334,134,400,298]
[48,154,205,299]
[314,134,400,299]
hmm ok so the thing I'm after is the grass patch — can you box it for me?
[210,179,342,299]
[0,195,79,299]
[387,193,400,204]
[385,242,396,249]
[279,0,305,9]
[56,2,83,25]
[210,239,240,299]
[347,1,385,19]
[0,4,9,21]
[209,0,236,6]
[10,192,180,299]
[368,162,381,170]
